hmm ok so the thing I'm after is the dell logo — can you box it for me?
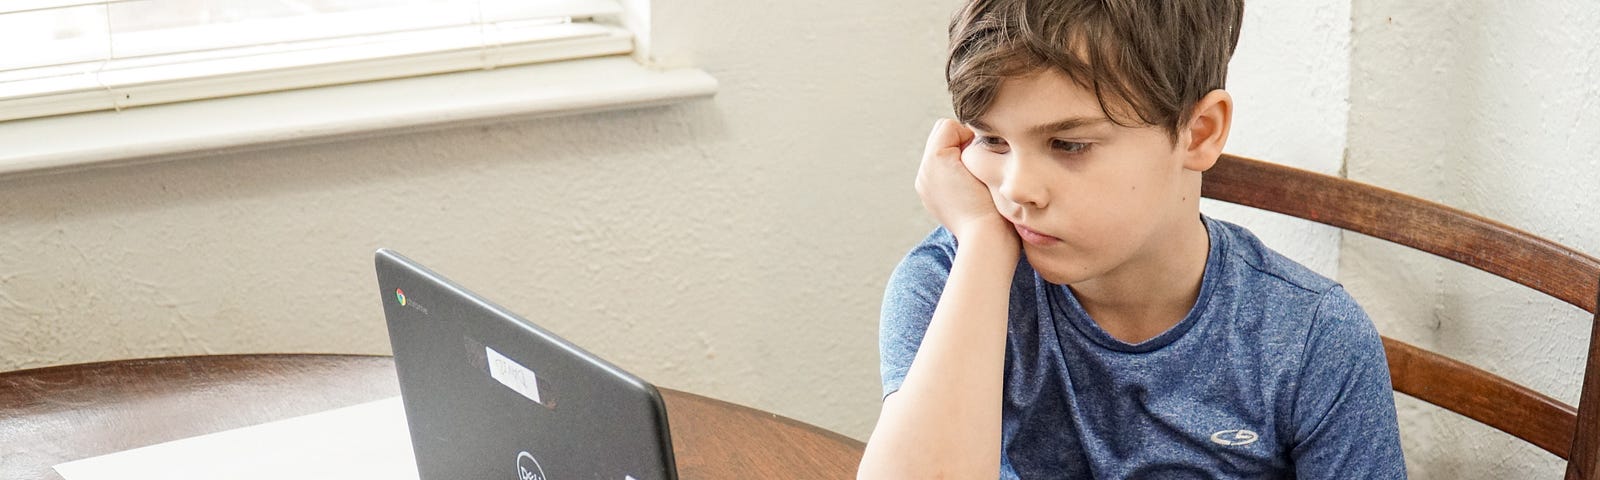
[517,451,546,480]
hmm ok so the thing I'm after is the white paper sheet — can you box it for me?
[54,396,420,480]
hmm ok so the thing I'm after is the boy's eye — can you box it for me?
[973,135,1010,153]
[1051,139,1089,153]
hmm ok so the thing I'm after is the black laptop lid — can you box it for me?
[375,249,676,480]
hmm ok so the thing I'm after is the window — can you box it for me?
[0,0,633,122]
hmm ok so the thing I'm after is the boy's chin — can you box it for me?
[1035,270,1083,286]
[1024,255,1089,286]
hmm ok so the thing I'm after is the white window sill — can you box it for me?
[0,56,717,178]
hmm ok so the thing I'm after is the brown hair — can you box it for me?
[947,0,1244,142]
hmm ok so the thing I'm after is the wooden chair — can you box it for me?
[1201,154,1600,478]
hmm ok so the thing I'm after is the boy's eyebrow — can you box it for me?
[966,117,1112,135]
[1028,116,1112,135]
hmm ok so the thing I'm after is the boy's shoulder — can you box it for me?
[1201,216,1385,364]
[1201,216,1378,341]
[1206,216,1340,300]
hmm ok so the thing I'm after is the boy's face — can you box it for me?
[963,69,1203,286]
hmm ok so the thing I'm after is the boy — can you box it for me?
[857,1,1405,478]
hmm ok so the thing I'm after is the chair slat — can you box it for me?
[1203,154,1600,315]
[1383,336,1577,458]
[1567,290,1600,480]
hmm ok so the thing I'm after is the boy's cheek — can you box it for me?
[958,143,981,167]
[963,154,1004,188]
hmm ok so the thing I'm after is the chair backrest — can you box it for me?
[1201,154,1600,478]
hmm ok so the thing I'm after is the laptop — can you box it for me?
[375,249,677,480]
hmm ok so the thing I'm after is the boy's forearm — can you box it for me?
[860,231,1019,479]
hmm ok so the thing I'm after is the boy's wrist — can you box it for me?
[953,220,1021,256]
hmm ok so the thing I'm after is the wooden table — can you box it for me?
[0,354,865,479]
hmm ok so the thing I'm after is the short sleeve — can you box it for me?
[879,227,957,399]
[1289,286,1407,479]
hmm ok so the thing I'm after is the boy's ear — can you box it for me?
[1181,89,1232,172]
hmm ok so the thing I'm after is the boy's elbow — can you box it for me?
[857,462,950,480]
[856,445,923,480]
[858,465,969,480]
[856,449,898,479]
[857,450,985,480]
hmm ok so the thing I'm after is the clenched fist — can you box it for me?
[915,119,1015,243]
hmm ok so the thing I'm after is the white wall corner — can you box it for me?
[616,0,656,66]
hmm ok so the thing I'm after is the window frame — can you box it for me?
[0,0,717,179]
[0,0,632,122]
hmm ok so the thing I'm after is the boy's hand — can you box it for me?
[915,118,1013,242]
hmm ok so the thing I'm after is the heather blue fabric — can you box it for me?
[879,216,1406,479]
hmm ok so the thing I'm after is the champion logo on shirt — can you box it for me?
[1210,429,1260,446]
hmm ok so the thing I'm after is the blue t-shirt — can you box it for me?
[879,216,1406,479]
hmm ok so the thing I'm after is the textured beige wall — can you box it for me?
[0,0,959,443]
[1347,1,1600,477]
[1,0,1349,442]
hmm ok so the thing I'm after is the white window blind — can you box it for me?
[0,0,633,123]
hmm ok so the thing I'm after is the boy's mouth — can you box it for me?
[1013,223,1061,246]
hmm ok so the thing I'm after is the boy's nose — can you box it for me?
[998,155,1049,210]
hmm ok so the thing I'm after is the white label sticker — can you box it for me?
[487,346,541,405]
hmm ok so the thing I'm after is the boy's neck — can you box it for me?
[1071,215,1212,345]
